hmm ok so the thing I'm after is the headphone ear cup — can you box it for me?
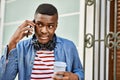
[46,41,54,51]
[47,40,56,51]
[33,40,40,50]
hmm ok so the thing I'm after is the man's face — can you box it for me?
[34,13,58,44]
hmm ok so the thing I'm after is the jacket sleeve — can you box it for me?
[0,45,18,80]
[70,42,84,80]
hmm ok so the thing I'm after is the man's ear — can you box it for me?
[55,22,58,29]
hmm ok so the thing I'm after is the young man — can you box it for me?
[0,3,84,80]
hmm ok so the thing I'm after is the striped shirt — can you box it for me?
[31,50,55,80]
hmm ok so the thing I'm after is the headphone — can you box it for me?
[32,34,56,51]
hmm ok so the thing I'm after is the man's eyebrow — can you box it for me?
[36,21,42,23]
[36,21,54,24]
[48,23,55,25]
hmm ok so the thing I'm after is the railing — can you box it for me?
[83,0,118,80]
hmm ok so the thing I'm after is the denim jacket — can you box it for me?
[0,36,84,80]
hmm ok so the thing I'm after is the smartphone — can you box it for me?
[26,20,35,37]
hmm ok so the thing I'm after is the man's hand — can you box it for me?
[52,71,78,80]
[8,20,35,53]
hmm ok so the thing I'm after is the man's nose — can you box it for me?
[41,26,48,33]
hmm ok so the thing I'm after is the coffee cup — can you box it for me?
[54,61,67,78]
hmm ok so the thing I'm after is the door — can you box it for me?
[83,0,119,80]
[109,0,120,80]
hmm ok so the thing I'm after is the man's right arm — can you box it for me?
[0,20,35,80]
[0,45,18,80]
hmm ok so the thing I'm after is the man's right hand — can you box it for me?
[8,20,35,53]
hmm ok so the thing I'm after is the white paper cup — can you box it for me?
[54,61,67,78]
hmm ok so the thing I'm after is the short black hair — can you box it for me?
[35,3,58,15]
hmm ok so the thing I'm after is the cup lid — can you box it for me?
[54,61,67,67]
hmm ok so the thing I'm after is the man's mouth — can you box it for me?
[40,36,49,40]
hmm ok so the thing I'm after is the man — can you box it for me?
[0,3,84,80]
